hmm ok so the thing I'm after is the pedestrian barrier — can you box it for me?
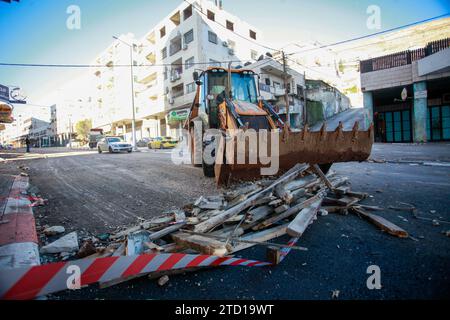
[0,237,300,300]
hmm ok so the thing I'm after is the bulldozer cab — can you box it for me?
[192,68,272,130]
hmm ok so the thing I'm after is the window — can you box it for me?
[160,26,166,38]
[185,57,195,69]
[183,5,192,20]
[186,82,196,94]
[251,50,258,60]
[184,29,194,45]
[208,31,218,44]
[265,78,271,86]
[161,47,167,59]
[249,30,257,40]
[207,10,215,21]
[226,20,234,31]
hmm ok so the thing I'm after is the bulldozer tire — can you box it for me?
[319,163,333,175]
[190,127,202,167]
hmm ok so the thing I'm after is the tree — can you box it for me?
[75,119,92,143]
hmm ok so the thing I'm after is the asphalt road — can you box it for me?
[1,144,449,300]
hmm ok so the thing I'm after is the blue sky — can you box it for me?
[0,0,449,106]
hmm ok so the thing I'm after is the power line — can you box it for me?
[183,0,278,52]
[287,13,450,56]
[0,59,253,69]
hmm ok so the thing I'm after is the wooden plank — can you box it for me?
[230,224,289,253]
[148,223,186,241]
[254,191,326,230]
[311,164,334,190]
[172,233,231,256]
[193,164,309,233]
[144,241,164,252]
[354,204,384,211]
[287,198,323,237]
[266,246,282,265]
[351,207,409,238]
[246,205,273,223]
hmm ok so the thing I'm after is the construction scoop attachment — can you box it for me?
[214,122,374,186]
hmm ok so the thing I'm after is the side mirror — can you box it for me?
[193,72,199,81]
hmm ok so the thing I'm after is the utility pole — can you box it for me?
[113,35,137,151]
[282,51,290,127]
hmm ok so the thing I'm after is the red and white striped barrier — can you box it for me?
[0,175,40,269]
[0,252,273,300]
[0,236,301,300]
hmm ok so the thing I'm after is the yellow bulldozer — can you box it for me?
[185,66,373,186]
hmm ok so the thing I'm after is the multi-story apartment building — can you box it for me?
[92,0,265,140]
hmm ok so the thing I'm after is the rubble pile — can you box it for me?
[37,164,411,286]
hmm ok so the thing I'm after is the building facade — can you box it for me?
[247,57,306,129]
[305,79,351,127]
[91,0,265,140]
[361,38,450,143]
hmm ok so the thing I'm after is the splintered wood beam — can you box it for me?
[172,233,232,257]
[351,207,409,238]
[287,197,323,237]
[179,228,307,252]
[310,164,334,191]
[193,164,309,233]
[254,190,327,230]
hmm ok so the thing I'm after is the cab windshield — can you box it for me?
[107,137,122,143]
[231,73,258,104]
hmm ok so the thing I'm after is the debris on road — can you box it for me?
[34,163,408,288]
[157,275,170,287]
[40,232,79,254]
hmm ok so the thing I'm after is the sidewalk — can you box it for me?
[0,174,40,269]
[369,142,450,164]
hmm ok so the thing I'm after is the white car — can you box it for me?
[97,137,132,154]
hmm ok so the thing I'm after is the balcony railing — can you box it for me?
[360,37,450,73]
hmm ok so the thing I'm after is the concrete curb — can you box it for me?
[0,175,40,269]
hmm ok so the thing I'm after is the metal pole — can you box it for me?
[69,117,72,149]
[129,45,137,151]
[282,51,291,127]
[303,71,307,127]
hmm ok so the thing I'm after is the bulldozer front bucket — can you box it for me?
[214,122,374,186]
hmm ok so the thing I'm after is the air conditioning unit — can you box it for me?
[222,41,229,47]
[228,48,235,55]
[182,43,188,50]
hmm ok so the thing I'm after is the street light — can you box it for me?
[112,35,138,151]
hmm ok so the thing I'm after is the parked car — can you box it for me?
[97,136,132,153]
[136,138,150,147]
[148,137,178,149]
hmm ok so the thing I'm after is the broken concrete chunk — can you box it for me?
[40,232,79,254]
[43,226,66,236]
[157,275,170,287]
